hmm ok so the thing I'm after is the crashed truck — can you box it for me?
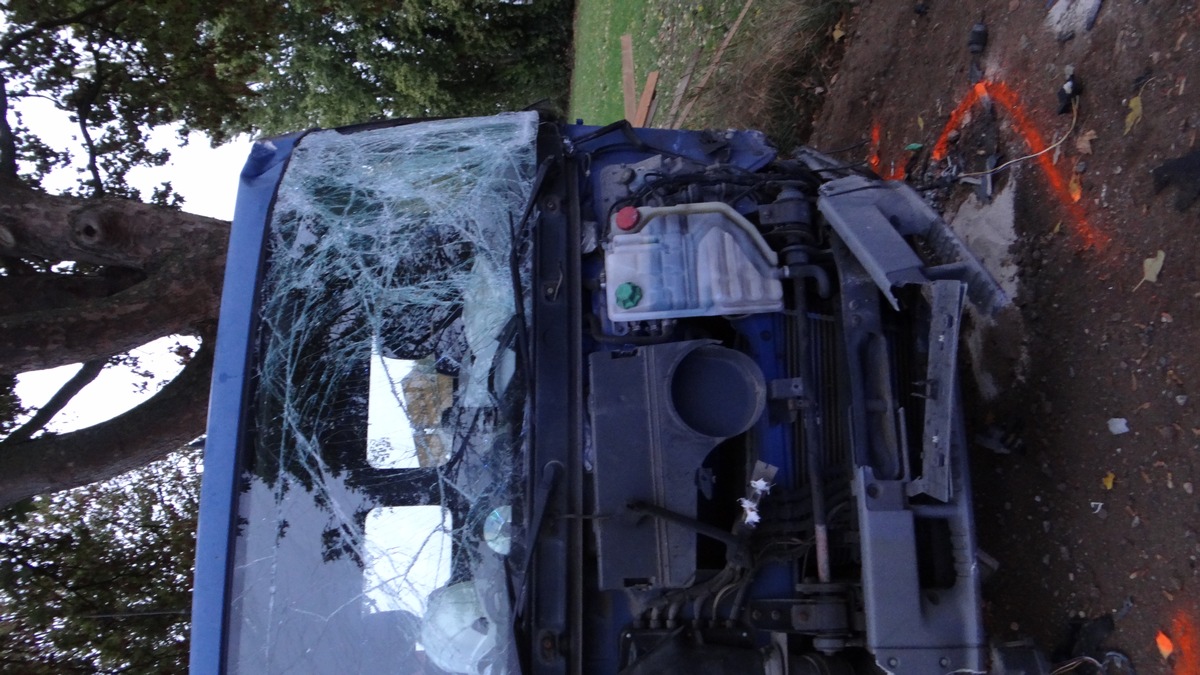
[189,112,1049,675]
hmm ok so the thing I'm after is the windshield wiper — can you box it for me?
[511,460,562,620]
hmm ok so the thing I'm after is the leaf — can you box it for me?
[1068,173,1082,202]
[1157,630,1174,659]
[1125,95,1143,135]
[832,18,846,42]
[1075,129,1098,155]
[1102,471,1115,490]
[1134,250,1165,290]
[917,115,925,131]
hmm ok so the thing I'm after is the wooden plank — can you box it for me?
[664,47,703,128]
[675,0,755,128]
[620,34,636,122]
[645,95,660,128]
[632,70,659,127]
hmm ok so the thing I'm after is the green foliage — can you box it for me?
[3,0,279,196]
[243,0,575,134]
[0,449,201,673]
[569,0,653,125]
[2,0,573,197]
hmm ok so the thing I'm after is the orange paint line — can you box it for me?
[927,80,1110,250]
[1173,609,1200,675]
[868,120,882,173]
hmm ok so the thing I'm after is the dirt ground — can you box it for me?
[805,1,1200,672]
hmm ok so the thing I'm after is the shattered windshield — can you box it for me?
[227,113,538,674]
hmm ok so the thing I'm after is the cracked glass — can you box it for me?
[226,113,538,674]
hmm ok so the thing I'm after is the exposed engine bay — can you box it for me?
[557,122,1019,675]
[192,113,1051,675]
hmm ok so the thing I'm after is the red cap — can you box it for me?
[615,206,640,231]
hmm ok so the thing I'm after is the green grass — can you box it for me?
[568,1,648,125]
[569,0,849,147]
[569,0,743,126]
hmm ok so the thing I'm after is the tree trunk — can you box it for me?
[0,339,213,507]
[0,184,228,507]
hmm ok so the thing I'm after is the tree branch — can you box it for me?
[0,188,228,271]
[2,359,106,445]
[72,44,109,197]
[0,337,213,509]
[0,239,224,372]
[0,270,143,316]
[0,0,128,62]
[0,72,17,180]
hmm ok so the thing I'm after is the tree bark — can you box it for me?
[0,339,213,509]
[0,183,229,504]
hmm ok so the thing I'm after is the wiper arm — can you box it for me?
[512,460,562,620]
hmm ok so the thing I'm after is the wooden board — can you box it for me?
[675,0,755,128]
[632,70,659,127]
[621,34,636,122]
[664,48,703,128]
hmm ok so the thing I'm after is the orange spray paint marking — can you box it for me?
[1173,609,1200,675]
[868,121,883,174]
[928,80,1111,250]
[868,121,906,180]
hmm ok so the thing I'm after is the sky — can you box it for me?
[12,98,250,433]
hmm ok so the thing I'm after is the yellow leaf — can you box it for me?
[917,115,925,131]
[1124,95,1143,135]
[1102,471,1115,490]
[1075,129,1098,155]
[1068,173,1082,202]
[1134,250,1165,290]
[832,18,846,42]
[1052,221,1062,234]
[1156,630,1174,659]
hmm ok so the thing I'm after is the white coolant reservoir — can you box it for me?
[604,202,783,321]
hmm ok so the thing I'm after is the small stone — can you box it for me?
[1177,395,1189,406]
[1185,482,1194,495]
[1010,622,1020,632]
[1043,520,1052,533]
[1108,418,1130,435]
[1132,515,1141,528]
[1043,554,1052,565]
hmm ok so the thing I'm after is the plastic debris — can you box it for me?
[968,22,988,53]
[1075,129,1098,154]
[1058,74,1080,114]
[1102,472,1115,490]
[1107,418,1130,435]
[737,497,761,526]
[1124,94,1143,135]
[749,478,773,495]
[1157,630,1174,659]
[1133,250,1165,290]
[1152,149,1200,211]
